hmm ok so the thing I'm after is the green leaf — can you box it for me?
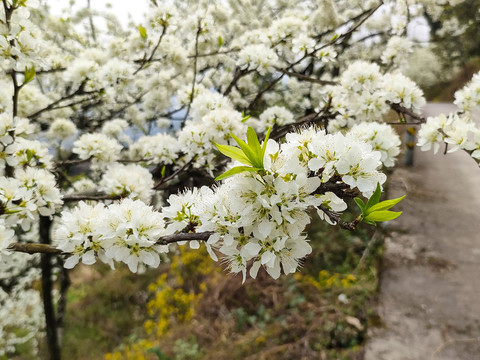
[354,197,365,213]
[217,35,223,47]
[23,66,35,85]
[365,210,402,222]
[138,25,148,39]
[161,165,166,178]
[366,183,382,209]
[330,34,338,42]
[247,127,262,158]
[230,132,262,168]
[214,142,252,166]
[364,219,377,226]
[261,126,272,157]
[241,115,251,123]
[367,195,406,214]
[215,166,263,181]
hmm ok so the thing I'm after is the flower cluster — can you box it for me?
[418,77,480,162]
[72,133,122,168]
[91,127,387,282]
[100,163,154,203]
[0,0,477,356]
[347,122,402,167]
[418,113,480,161]
[325,61,425,130]
[454,71,480,113]
[381,36,413,68]
[55,199,169,273]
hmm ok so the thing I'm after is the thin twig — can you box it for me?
[153,157,196,190]
[242,5,384,113]
[223,68,253,96]
[55,157,92,168]
[118,158,153,164]
[247,73,285,111]
[188,48,239,58]
[275,68,338,86]
[318,205,359,231]
[389,102,426,123]
[134,25,167,75]
[87,0,97,43]
[319,1,384,51]
[354,230,381,273]
[27,82,101,120]
[182,22,202,122]
[430,337,480,360]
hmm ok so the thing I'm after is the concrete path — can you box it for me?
[364,104,480,360]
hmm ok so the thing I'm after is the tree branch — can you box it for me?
[274,68,338,86]
[182,22,202,122]
[62,192,126,202]
[153,157,196,190]
[318,205,359,231]
[7,231,215,255]
[134,25,167,75]
[388,102,426,123]
[189,48,239,58]
[27,82,100,120]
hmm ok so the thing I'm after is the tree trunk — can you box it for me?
[40,216,61,360]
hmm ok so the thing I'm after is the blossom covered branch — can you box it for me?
[0,0,478,356]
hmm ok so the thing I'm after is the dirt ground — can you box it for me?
[364,104,480,360]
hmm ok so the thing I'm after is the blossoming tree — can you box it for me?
[1,0,479,358]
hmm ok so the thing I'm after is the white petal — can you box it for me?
[249,260,261,279]
[206,244,218,262]
[261,251,275,266]
[140,250,155,266]
[243,242,262,257]
[126,255,139,273]
[265,258,281,279]
[81,250,96,265]
[189,240,200,249]
[64,254,80,269]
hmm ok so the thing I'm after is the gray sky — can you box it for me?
[46,0,150,27]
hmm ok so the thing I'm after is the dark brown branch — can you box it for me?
[275,68,338,86]
[318,205,359,231]
[182,23,202,122]
[7,231,215,255]
[223,68,254,96]
[27,82,100,120]
[153,157,196,190]
[322,1,384,49]
[10,71,19,117]
[189,48,240,58]
[271,113,320,141]
[39,216,61,360]
[118,158,153,163]
[388,102,426,123]
[87,0,97,43]
[134,25,167,75]
[315,181,358,200]
[55,156,92,168]
[8,243,66,255]
[155,231,214,245]
[55,264,71,331]
[353,31,386,44]
[247,74,285,111]
[62,193,126,202]
[35,67,67,75]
